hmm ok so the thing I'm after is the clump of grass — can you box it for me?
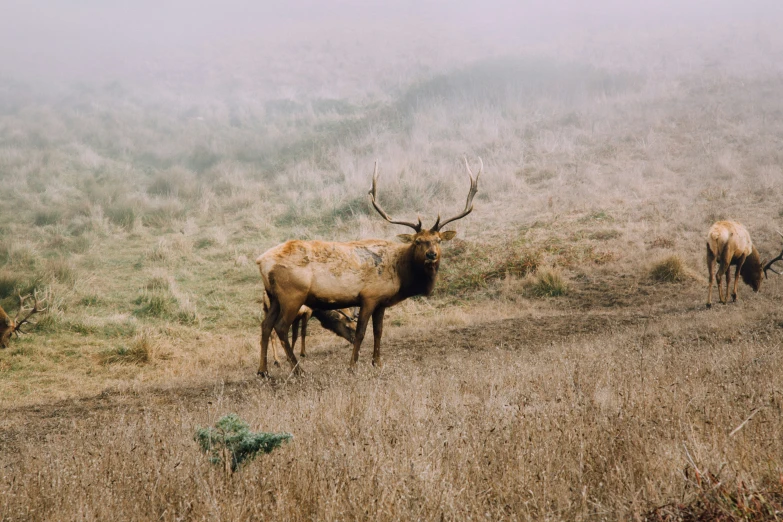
[34,209,62,227]
[646,471,783,521]
[649,255,687,283]
[527,268,568,297]
[133,291,176,318]
[195,414,292,473]
[105,203,138,231]
[98,332,155,365]
[41,258,77,285]
[439,240,540,296]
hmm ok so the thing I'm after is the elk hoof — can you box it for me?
[731,294,737,302]
[706,303,712,309]
[299,353,307,358]
[371,359,382,368]
[273,361,280,367]
[257,371,270,379]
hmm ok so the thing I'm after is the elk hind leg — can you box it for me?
[259,297,281,377]
[706,246,716,308]
[274,304,304,374]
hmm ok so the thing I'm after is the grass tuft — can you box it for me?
[527,268,568,297]
[649,255,687,283]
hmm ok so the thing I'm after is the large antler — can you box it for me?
[764,231,783,277]
[368,161,423,232]
[430,156,482,232]
[13,291,46,335]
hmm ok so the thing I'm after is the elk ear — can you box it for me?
[397,234,415,243]
[439,230,457,241]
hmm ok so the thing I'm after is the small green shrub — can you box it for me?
[527,268,568,297]
[195,414,292,472]
[650,255,687,283]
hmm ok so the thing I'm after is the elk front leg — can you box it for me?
[350,305,374,370]
[259,298,280,377]
[715,262,729,304]
[299,315,308,357]
[291,316,302,356]
[707,254,716,308]
[732,255,746,302]
[371,306,386,367]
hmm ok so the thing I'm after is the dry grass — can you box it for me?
[649,255,689,283]
[1,14,783,521]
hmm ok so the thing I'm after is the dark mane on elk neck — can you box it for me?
[255,156,482,377]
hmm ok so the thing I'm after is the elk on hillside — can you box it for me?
[0,293,46,349]
[706,220,766,308]
[256,157,481,376]
[262,292,357,366]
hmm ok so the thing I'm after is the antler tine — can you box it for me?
[368,161,422,232]
[13,290,46,334]
[431,156,482,231]
[763,231,783,278]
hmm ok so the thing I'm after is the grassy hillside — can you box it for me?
[2,19,783,519]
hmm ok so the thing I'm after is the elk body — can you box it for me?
[255,157,481,376]
[706,221,765,307]
[0,293,46,348]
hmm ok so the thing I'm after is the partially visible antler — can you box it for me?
[368,161,423,232]
[764,231,783,278]
[13,291,46,335]
[431,156,482,232]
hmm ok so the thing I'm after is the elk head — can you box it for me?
[368,156,482,273]
[0,292,46,349]
[764,231,783,279]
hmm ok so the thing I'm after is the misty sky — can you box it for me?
[1,1,780,86]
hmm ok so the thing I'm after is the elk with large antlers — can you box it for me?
[255,157,482,376]
[0,292,46,348]
[706,221,766,308]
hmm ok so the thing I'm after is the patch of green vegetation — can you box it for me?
[134,291,176,318]
[195,414,292,472]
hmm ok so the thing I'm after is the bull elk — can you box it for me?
[706,220,767,308]
[256,157,482,376]
[0,292,46,348]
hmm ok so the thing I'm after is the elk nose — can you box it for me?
[426,251,437,260]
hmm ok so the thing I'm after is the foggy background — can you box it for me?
[2,1,782,94]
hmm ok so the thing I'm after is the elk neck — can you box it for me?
[397,242,440,298]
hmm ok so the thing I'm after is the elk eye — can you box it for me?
[414,239,422,245]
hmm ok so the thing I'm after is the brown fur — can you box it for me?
[0,305,14,349]
[255,159,479,376]
[706,220,765,307]
[262,293,356,365]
